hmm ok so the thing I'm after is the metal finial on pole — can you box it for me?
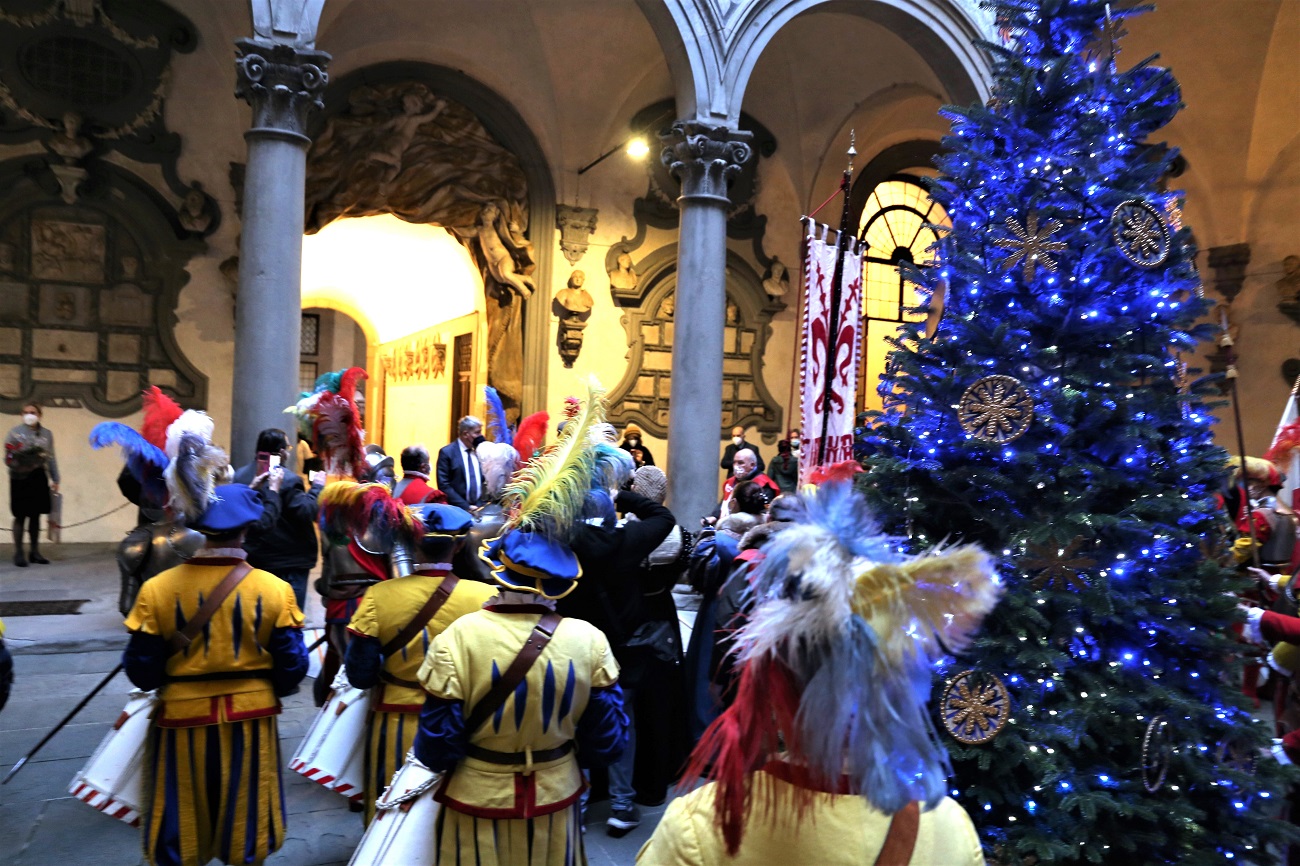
[847,129,857,173]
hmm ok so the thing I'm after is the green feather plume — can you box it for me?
[500,377,606,539]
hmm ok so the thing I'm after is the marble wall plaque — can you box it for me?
[32,367,96,383]
[100,284,151,327]
[0,364,19,396]
[0,283,28,321]
[107,333,139,363]
[106,371,139,402]
[32,329,97,361]
[31,220,106,283]
[0,327,20,355]
[38,285,91,327]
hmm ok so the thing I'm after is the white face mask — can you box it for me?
[732,436,743,446]
[22,413,38,427]
[791,442,800,452]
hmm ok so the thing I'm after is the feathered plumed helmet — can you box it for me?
[89,387,226,522]
[286,367,367,479]
[684,479,1002,855]
[477,385,521,501]
[480,378,609,598]
[318,478,425,554]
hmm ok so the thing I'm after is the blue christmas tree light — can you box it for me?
[855,0,1296,862]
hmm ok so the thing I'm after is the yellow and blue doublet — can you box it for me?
[413,602,628,866]
[123,556,307,866]
[344,569,497,822]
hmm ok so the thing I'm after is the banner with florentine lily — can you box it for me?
[800,221,863,483]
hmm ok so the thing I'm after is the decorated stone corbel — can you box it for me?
[556,205,598,265]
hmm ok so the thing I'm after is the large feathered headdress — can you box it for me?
[478,385,521,500]
[318,478,424,551]
[160,410,226,521]
[89,391,215,516]
[286,366,368,478]
[498,377,606,541]
[683,479,1002,855]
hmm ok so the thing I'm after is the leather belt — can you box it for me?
[465,741,574,765]
[167,669,274,683]
[379,670,423,690]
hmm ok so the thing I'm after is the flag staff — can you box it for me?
[816,133,858,465]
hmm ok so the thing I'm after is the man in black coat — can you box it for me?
[561,488,678,836]
[233,428,323,608]
[435,415,486,512]
[719,425,765,478]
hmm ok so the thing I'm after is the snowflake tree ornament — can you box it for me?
[993,211,1068,281]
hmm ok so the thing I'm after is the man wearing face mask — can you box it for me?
[720,425,764,479]
[620,423,656,467]
[5,402,58,567]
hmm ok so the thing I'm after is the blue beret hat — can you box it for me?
[480,530,581,600]
[190,484,263,535]
[409,503,473,537]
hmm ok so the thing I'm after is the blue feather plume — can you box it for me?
[90,422,169,507]
[483,386,511,445]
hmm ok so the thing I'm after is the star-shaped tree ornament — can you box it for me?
[994,211,1068,281]
[1024,536,1097,592]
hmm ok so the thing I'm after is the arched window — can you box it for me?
[856,173,949,412]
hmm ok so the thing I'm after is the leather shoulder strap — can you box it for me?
[167,561,253,656]
[381,574,460,657]
[464,611,562,734]
[874,800,920,866]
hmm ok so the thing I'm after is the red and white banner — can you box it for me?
[800,221,863,481]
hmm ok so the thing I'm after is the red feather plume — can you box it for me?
[337,366,368,404]
[313,392,366,478]
[1266,421,1300,464]
[807,460,863,486]
[679,659,805,855]
[513,411,549,461]
[141,386,183,450]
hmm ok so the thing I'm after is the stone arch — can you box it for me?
[639,0,992,123]
[303,61,555,416]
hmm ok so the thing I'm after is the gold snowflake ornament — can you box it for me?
[993,211,1068,281]
[1024,536,1096,592]
[941,670,1011,745]
[958,375,1035,443]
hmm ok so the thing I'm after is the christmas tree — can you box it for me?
[856,0,1295,862]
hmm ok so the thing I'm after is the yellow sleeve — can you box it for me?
[275,577,305,628]
[124,580,157,634]
[590,627,620,689]
[418,628,464,700]
[637,795,706,865]
[348,587,378,637]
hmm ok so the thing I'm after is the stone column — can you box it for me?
[229,39,329,466]
[661,122,752,525]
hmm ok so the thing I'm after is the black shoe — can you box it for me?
[13,552,27,567]
[606,805,640,837]
[28,552,48,564]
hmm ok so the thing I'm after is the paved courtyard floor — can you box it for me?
[1,545,696,866]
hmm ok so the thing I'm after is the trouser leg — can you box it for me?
[27,515,39,555]
[607,685,637,810]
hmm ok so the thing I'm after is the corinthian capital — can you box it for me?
[660,122,753,205]
[235,39,331,138]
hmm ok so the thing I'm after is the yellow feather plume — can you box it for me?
[852,545,1002,667]
[500,377,606,538]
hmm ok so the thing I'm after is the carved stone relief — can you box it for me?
[305,79,534,414]
[556,205,598,265]
[607,246,785,438]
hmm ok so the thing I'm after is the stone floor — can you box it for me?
[0,545,699,866]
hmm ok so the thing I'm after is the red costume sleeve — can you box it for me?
[1259,610,1300,645]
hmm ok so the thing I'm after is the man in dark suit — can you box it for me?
[436,415,486,512]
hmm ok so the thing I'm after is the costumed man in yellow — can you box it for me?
[122,416,308,866]
[412,380,630,866]
[344,502,497,823]
[638,477,1002,866]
